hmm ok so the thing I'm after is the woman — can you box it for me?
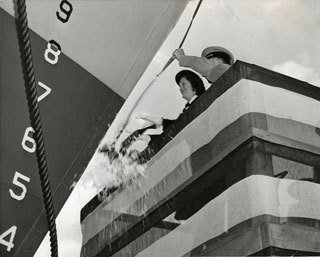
[120,70,205,153]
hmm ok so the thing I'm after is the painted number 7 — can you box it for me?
[9,172,31,201]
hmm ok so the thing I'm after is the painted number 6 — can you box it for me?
[9,172,31,201]
[21,127,36,153]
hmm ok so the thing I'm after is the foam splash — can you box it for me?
[88,134,149,201]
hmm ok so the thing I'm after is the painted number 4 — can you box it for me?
[0,226,17,252]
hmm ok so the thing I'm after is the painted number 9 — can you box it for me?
[44,40,61,65]
[56,0,73,23]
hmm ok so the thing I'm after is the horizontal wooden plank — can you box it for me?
[268,222,320,252]
[185,215,320,256]
[81,112,320,223]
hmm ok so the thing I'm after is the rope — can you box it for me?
[161,0,203,72]
[115,0,203,142]
[15,1,58,256]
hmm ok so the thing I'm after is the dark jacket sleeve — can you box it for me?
[162,118,176,131]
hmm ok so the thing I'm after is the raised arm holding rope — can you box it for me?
[173,46,234,84]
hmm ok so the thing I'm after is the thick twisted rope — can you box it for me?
[15,0,58,256]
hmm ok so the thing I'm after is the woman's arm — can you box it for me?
[136,114,163,126]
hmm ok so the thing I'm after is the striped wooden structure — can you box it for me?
[80,61,320,257]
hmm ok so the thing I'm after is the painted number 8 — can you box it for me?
[44,40,61,65]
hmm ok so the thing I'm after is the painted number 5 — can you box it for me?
[9,172,31,201]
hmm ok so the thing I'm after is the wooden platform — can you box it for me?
[80,61,320,257]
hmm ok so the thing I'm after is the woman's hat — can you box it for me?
[175,70,205,96]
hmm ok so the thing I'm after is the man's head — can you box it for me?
[175,70,205,101]
[201,46,234,66]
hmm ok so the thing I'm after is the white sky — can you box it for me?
[35,0,320,256]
